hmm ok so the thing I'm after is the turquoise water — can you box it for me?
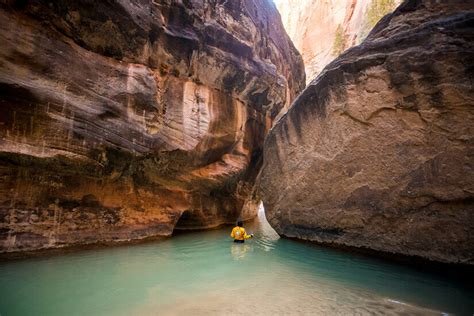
[1,209,473,315]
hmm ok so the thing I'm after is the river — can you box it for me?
[0,208,473,315]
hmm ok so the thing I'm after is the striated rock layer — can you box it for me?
[0,0,305,252]
[276,0,401,82]
[260,0,474,264]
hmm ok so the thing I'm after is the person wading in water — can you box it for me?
[230,220,253,243]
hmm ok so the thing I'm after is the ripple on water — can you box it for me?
[139,274,443,316]
[0,209,473,315]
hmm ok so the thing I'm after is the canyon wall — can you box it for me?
[0,0,305,252]
[260,0,474,264]
[276,0,400,82]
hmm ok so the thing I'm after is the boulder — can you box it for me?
[260,0,474,264]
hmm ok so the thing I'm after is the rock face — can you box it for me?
[260,0,474,264]
[276,0,400,82]
[0,0,305,252]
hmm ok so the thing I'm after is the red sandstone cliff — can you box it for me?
[261,0,474,264]
[0,0,305,252]
[276,0,401,82]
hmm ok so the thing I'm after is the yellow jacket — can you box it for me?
[231,226,252,240]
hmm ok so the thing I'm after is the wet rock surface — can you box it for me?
[260,0,474,264]
[0,0,305,252]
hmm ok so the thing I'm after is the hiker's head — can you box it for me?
[237,220,243,227]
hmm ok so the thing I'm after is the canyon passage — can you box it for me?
[0,0,304,251]
[1,0,474,315]
[1,210,473,315]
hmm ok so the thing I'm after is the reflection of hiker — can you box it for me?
[231,243,250,260]
[230,220,253,243]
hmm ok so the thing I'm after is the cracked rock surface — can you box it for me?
[0,0,305,252]
[260,0,474,264]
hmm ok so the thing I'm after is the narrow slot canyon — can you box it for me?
[0,0,473,315]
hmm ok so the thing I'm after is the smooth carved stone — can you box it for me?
[276,0,368,82]
[276,0,404,83]
[260,0,474,264]
[0,0,305,252]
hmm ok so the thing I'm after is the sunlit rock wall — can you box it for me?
[276,0,401,82]
[0,0,305,252]
[261,0,474,264]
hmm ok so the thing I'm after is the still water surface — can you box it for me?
[1,209,473,315]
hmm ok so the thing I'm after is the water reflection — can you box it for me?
[230,204,278,259]
[0,204,473,315]
[230,243,252,260]
[246,204,280,252]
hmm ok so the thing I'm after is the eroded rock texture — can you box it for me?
[260,0,474,264]
[0,0,305,252]
[276,0,401,82]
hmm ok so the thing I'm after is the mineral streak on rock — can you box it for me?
[276,0,401,82]
[260,0,474,264]
[0,0,305,252]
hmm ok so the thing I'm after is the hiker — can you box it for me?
[230,220,253,243]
